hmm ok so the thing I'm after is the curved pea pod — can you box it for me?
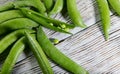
[0,0,46,14]
[0,18,38,35]
[49,0,64,16]
[97,0,110,40]
[0,29,34,54]
[43,0,53,11]
[1,37,26,74]
[0,2,14,12]
[0,10,23,24]
[67,0,87,28]
[108,0,120,15]
[34,0,46,14]
[37,26,88,74]
[14,0,46,14]
[25,31,54,74]
[20,8,75,29]
[20,8,72,34]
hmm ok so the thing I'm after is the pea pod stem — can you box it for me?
[25,31,54,74]
[0,18,38,35]
[37,26,88,74]
[0,29,34,54]
[1,37,26,74]
[49,0,64,16]
[20,8,72,34]
[97,0,110,40]
[108,0,120,15]
[67,0,87,28]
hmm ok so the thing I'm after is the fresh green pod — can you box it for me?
[67,0,87,28]
[13,0,37,8]
[14,0,46,14]
[42,0,53,11]
[0,29,34,54]
[37,26,88,74]
[97,0,110,40]
[108,0,120,15]
[20,8,75,29]
[25,31,54,74]
[34,0,46,14]
[0,2,14,12]
[0,18,38,35]
[20,8,72,34]
[0,0,46,14]
[49,0,64,16]
[0,10,23,24]
[1,37,26,74]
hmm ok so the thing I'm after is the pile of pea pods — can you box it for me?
[0,0,88,74]
[0,0,119,74]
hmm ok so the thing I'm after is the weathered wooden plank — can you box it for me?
[55,16,120,74]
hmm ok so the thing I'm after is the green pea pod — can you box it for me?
[37,26,88,74]
[108,0,120,15]
[0,18,38,35]
[43,0,53,11]
[34,0,46,14]
[97,0,110,40]
[49,0,64,16]
[14,0,46,14]
[0,10,23,24]
[20,8,72,34]
[1,37,26,74]
[13,1,37,8]
[0,2,14,12]
[0,29,34,54]
[20,8,75,29]
[0,0,46,14]
[67,0,87,28]
[25,31,54,74]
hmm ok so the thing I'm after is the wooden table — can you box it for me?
[0,0,120,74]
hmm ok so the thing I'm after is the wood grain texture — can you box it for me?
[0,0,120,74]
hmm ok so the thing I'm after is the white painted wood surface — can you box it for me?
[0,0,120,74]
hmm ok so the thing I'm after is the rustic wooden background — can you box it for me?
[0,0,120,74]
